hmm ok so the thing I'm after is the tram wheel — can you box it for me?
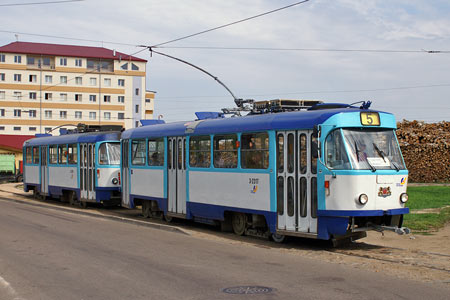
[271,233,286,243]
[80,201,87,209]
[69,192,76,206]
[32,189,39,199]
[164,214,173,222]
[231,213,247,236]
[142,201,150,218]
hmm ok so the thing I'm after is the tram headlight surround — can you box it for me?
[400,193,408,203]
[358,194,369,205]
[112,178,119,185]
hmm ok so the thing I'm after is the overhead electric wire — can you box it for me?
[150,0,310,47]
[0,0,83,7]
[157,46,450,54]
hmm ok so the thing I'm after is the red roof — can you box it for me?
[0,134,35,151]
[0,41,147,62]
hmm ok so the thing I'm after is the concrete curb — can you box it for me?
[0,191,190,236]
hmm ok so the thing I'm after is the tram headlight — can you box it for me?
[400,193,408,203]
[358,194,369,205]
[112,178,119,185]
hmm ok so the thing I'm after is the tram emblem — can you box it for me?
[251,185,258,194]
[378,186,392,197]
[397,177,407,187]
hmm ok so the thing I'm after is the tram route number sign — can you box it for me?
[360,112,380,126]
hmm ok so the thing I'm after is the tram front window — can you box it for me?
[325,129,406,170]
[99,142,121,165]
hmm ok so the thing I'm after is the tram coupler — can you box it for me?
[369,224,411,235]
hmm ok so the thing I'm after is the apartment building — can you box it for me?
[0,41,155,135]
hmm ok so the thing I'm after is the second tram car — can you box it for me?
[23,130,121,207]
[120,101,410,242]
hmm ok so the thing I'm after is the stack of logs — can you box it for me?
[396,120,450,182]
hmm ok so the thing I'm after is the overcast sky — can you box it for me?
[1,0,450,123]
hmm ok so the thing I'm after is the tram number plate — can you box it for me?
[360,112,380,126]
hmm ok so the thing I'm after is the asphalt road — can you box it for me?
[1,198,448,300]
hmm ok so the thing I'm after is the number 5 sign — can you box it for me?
[360,112,380,126]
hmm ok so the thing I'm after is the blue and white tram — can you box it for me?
[121,103,409,242]
[23,131,121,207]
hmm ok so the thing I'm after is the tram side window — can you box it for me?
[33,147,39,164]
[49,145,58,164]
[68,144,77,164]
[148,138,164,166]
[189,136,211,168]
[26,147,32,163]
[325,129,349,170]
[58,144,68,164]
[241,133,269,169]
[131,139,146,165]
[213,134,237,168]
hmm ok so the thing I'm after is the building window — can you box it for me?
[0,54,5,62]
[135,105,139,113]
[29,74,37,82]
[29,127,37,132]
[13,127,21,131]
[118,112,124,120]
[45,127,52,133]
[0,73,4,81]
[118,79,125,86]
[131,63,139,70]
[89,95,96,102]
[135,88,139,95]
[60,58,67,66]
[0,126,4,131]
[45,110,52,119]
[60,76,67,84]
[0,91,5,99]
[75,77,82,85]
[104,112,111,120]
[75,111,82,119]
[14,74,21,82]
[104,78,111,86]
[145,98,151,103]
[90,78,97,86]
[118,96,124,103]
[75,59,82,67]
[75,94,82,102]
[89,112,96,120]
[14,55,21,63]
[104,95,111,102]
[29,92,37,100]
[14,109,21,117]
[14,92,22,100]
[45,75,52,84]
[120,63,128,70]
[60,93,67,101]
[60,111,67,119]
[29,110,37,118]
[27,57,35,65]
[0,109,4,116]
[45,93,52,100]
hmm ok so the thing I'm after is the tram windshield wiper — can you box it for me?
[372,143,386,162]
[391,161,400,172]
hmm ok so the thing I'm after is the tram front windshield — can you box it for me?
[325,128,406,170]
[98,142,121,165]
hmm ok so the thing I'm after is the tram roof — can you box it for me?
[122,108,392,139]
[23,131,121,147]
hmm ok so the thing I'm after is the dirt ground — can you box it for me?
[1,183,449,288]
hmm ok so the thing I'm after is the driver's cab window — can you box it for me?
[325,129,350,169]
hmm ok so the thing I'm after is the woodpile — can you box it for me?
[396,120,450,182]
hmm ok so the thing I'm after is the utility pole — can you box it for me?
[39,55,42,133]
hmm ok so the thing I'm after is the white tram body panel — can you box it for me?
[130,168,165,198]
[188,172,271,211]
[24,165,40,184]
[324,174,408,211]
[97,168,121,188]
[48,166,78,189]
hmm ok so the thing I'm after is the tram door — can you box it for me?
[167,137,186,215]
[276,131,317,234]
[40,146,48,195]
[80,143,96,201]
[121,140,130,207]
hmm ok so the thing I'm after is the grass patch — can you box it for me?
[406,186,450,209]
[403,186,450,231]
[403,207,450,231]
